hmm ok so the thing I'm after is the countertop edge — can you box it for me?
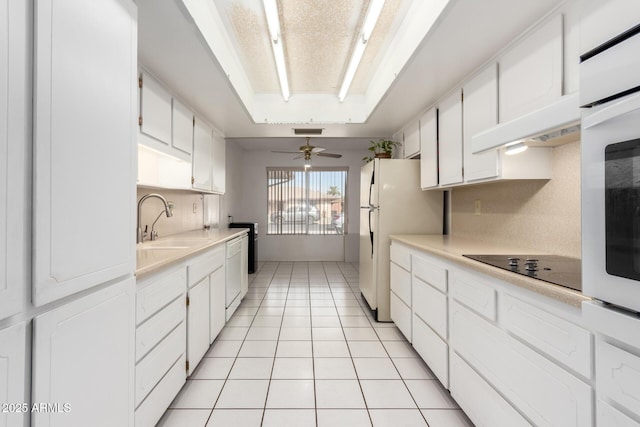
[135,228,249,279]
[389,234,589,308]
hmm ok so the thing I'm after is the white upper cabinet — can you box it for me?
[211,130,226,194]
[0,0,28,320]
[580,0,640,54]
[33,0,137,306]
[438,90,463,186]
[171,98,194,156]
[463,64,499,182]
[403,121,420,159]
[419,108,438,189]
[499,15,563,123]
[192,116,213,192]
[139,71,172,146]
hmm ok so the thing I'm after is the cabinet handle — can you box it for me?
[191,176,195,185]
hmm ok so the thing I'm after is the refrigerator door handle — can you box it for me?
[369,210,374,258]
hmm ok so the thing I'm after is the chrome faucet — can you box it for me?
[137,193,173,243]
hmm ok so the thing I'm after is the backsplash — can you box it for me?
[136,188,210,240]
[450,140,581,258]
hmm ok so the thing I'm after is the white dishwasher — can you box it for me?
[225,236,243,320]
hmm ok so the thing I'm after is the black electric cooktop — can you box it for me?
[462,255,582,292]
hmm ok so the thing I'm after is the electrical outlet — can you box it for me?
[193,203,197,214]
[474,199,481,215]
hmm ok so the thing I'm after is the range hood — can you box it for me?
[472,92,580,154]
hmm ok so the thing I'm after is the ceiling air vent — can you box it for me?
[293,128,323,135]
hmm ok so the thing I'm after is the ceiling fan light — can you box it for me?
[304,158,311,169]
[263,0,289,101]
[338,0,386,102]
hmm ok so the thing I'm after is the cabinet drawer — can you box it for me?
[597,399,640,427]
[450,353,530,427]
[597,340,640,419]
[450,301,592,427]
[136,296,185,362]
[137,267,186,325]
[390,242,411,271]
[413,314,448,388]
[390,262,411,306]
[135,321,186,406]
[390,292,411,341]
[413,276,447,339]
[188,245,224,288]
[449,270,496,321]
[413,254,447,293]
[135,354,186,427]
[501,294,592,378]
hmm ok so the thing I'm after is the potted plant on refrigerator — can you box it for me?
[363,139,402,163]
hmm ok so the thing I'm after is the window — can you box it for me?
[267,167,347,235]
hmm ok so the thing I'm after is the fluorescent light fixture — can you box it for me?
[338,0,385,102]
[505,141,528,156]
[263,0,290,101]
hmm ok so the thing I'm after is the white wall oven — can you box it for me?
[581,23,640,313]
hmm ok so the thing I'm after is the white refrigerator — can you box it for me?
[359,159,443,321]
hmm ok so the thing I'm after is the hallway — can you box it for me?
[157,261,474,427]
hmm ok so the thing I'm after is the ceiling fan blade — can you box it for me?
[272,150,301,154]
[311,147,325,153]
[293,154,304,159]
[316,152,342,158]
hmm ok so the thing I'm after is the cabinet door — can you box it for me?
[0,322,28,427]
[192,117,213,192]
[0,0,28,320]
[240,235,248,299]
[403,121,420,158]
[438,90,463,186]
[33,0,137,306]
[187,277,209,375]
[211,130,226,194]
[139,71,172,145]
[171,98,193,155]
[463,64,499,182]
[210,265,226,343]
[499,15,562,123]
[33,278,135,427]
[419,108,438,189]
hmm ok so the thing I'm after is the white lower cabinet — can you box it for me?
[210,264,226,343]
[0,322,28,427]
[135,266,186,427]
[33,278,135,427]
[390,238,596,427]
[390,243,413,341]
[450,353,530,427]
[450,299,592,427]
[187,277,209,376]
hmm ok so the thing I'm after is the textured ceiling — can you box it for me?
[212,0,406,96]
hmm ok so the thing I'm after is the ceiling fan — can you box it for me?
[272,137,342,166]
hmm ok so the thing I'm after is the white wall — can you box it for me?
[225,140,367,262]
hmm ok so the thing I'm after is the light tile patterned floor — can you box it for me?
[157,262,474,427]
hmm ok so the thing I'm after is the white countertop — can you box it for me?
[136,228,249,278]
[389,234,589,308]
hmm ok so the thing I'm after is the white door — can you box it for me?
[192,117,213,192]
[171,98,193,155]
[0,322,28,427]
[139,71,172,145]
[210,266,226,343]
[33,0,137,306]
[0,0,28,320]
[463,64,499,182]
[438,90,464,186]
[187,278,209,375]
[32,278,135,427]
[211,130,226,194]
[419,107,438,189]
